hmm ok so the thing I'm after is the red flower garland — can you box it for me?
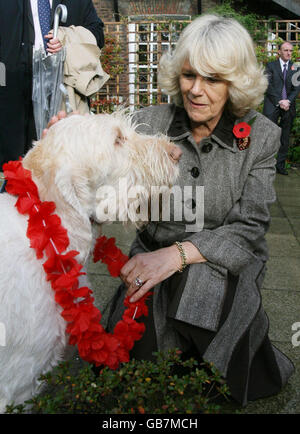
[3,159,151,370]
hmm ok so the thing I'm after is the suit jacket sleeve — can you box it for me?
[81,0,104,49]
[265,62,280,106]
[185,125,281,275]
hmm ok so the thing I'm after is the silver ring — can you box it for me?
[134,277,144,287]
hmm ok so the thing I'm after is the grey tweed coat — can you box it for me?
[108,103,294,405]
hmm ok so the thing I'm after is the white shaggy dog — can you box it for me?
[0,112,181,412]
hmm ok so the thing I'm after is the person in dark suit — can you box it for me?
[263,42,300,175]
[0,0,104,171]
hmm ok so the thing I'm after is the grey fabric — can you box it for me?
[203,261,265,375]
[175,262,227,331]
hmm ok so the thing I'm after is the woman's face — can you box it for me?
[179,59,229,128]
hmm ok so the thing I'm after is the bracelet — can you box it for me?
[174,241,187,273]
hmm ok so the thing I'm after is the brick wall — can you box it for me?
[92,0,221,21]
[93,0,115,21]
[118,0,195,16]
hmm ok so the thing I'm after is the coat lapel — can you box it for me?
[18,0,24,11]
[21,0,34,44]
[276,59,283,81]
[26,0,34,30]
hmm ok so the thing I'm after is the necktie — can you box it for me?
[282,63,287,100]
[38,0,51,51]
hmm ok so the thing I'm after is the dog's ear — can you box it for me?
[114,127,127,147]
[54,167,88,218]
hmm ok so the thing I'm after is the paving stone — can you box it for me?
[280,206,300,219]
[276,193,300,207]
[100,222,136,247]
[88,273,120,328]
[238,341,300,414]
[261,289,300,342]
[265,233,300,257]
[262,257,300,291]
[274,171,300,189]
[270,202,285,218]
[289,218,300,235]
[269,217,295,235]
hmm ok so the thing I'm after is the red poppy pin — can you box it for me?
[233,117,256,150]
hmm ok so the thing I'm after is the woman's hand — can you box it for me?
[120,241,207,303]
[120,246,182,303]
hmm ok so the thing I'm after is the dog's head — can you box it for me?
[23,112,181,227]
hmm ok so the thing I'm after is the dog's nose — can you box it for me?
[169,144,182,163]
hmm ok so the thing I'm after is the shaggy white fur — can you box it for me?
[0,112,180,412]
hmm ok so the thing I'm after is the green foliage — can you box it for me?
[288,146,300,165]
[291,100,300,147]
[204,1,270,66]
[292,45,300,62]
[90,96,122,114]
[90,34,124,114]
[256,37,282,65]
[205,1,300,66]
[289,101,300,164]
[101,35,124,79]
[205,0,268,43]
[5,349,232,414]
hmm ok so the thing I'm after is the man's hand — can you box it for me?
[42,111,67,138]
[42,111,80,138]
[279,99,290,111]
[44,33,63,54]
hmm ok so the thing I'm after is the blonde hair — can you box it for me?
[158,14,268,117]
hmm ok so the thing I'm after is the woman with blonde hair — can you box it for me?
[108,14,294,406]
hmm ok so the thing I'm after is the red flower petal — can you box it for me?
[93,235,128,276]
[43,251,83,286]
[123,293,152,319]
[15,194,41,215]
[233,122,251,139]
[107,256,128,277]
[116,346,130,364]
[72,286,93,300]
[104,354,120,370]
[3,160,39,197]
[55,290,75,308]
